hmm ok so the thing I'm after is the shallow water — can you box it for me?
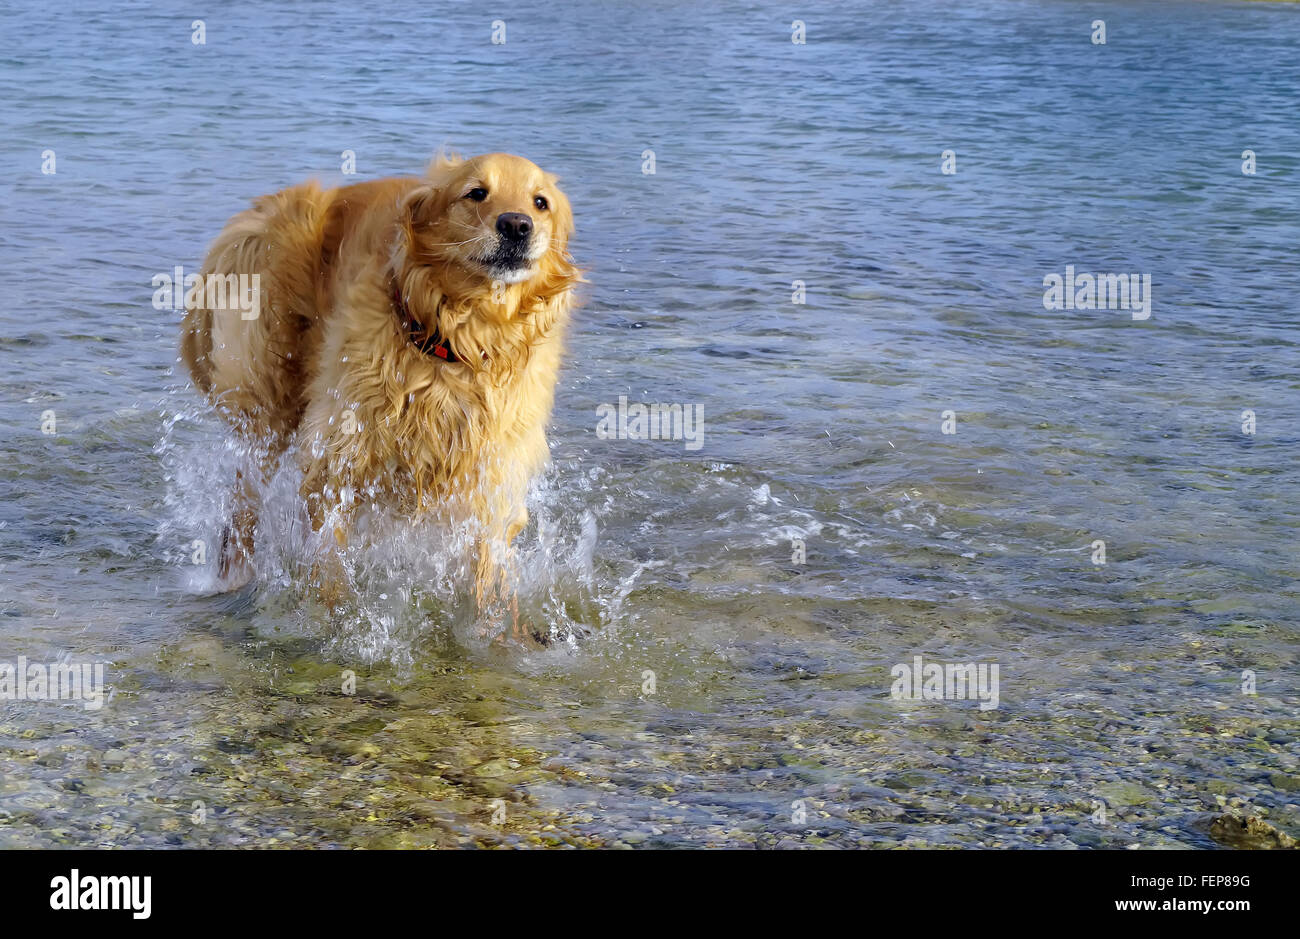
[1,0,1297,848]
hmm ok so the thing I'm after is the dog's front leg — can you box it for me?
[216,466,257,589]
[302,482,355,612]
[216,447,280,590]
[474,507,542,644]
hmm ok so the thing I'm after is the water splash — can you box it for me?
[155,401,613,666]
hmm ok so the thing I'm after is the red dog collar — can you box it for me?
[392,283,459,362]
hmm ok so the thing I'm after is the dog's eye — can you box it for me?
[465,188,488,202]
[533,195,549,211]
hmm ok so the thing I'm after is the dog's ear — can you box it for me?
[425,148,464,183]
[401,185,441,230]
[534,181,582,302]
[546,175,575,252]
[406,151,465,227]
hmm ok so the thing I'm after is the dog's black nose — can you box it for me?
[496,212,532,241]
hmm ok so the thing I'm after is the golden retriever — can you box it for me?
[179,153,580,629]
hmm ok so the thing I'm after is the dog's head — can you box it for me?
[399,152,575,292]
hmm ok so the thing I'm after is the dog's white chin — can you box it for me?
[488,265,535,284]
